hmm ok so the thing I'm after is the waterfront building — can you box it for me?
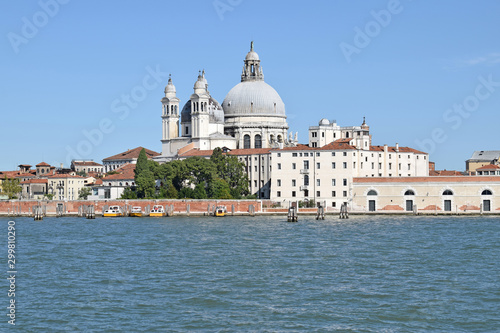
[88,163,136,200]
[20,178,48,200]
[102,147,160,173]
[466,150,500,172]
[476,164,500,176]
[270,138,429,207]
[352,176,500,213]
[46,174,86,201]
[155,42,297,162]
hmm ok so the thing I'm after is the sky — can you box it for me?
[1,0,499,172]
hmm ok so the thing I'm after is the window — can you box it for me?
[321,132,325,138]
[332,202,336,207]
[244,134,251,149]
[332,191,336,197]
[254,166,257,172]
[399,163,401,170]
[332,179,336,186]
[332,162,336,169]
[185,126,189,135]
[292,163,296,169]
[389,163,392,170]
[254,180,257,187]
[408,164,411,170]
[332,152,336,156]
[317,179,321,186]
[482,189,493,195]
[379,163,382,169]
[372,162,374,169]
[317,191,321,197]
[277,191,281,197]
[255,134,262,149]
[343,162,347,169]
[277,163,281,170]
[304,175,309,186]
[277,179,281,187]
[277,153,281,157]
[343,179,347,186]
[304,161,309,169]
[304,153,309,157]
[292,191,296,197]
[316,152,320,156]
[367,190,377,196]
[292,153,298,157]
[343,152,347,156]
[404,190,415,195]
[389,154,392,159]
[343,191,347,197]
[443,190,453,195]
[317,162,320,169]
[311,132,317,137]
[292,179,296,186]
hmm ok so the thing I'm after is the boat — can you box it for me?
[215,205,227,217]
[103,205,124,217]
[149,205,166,217]
[129,206,143,217]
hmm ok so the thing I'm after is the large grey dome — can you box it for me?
[222,81,285,117]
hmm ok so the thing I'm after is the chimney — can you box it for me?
[384,144,388,153]
[395,143,399,152]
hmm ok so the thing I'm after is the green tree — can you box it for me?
[134,148,156,198]
[44,193,54,200]
[164,182,178,199]
[76,170,87,177]
[179,187,195,199]
[1,177,22,199]
[210,148,249,197]
[120,187,137,199]
[207,178,232,199]
[193,183,208,199]
[78,187,92,200]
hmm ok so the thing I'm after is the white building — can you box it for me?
[88,163,136,200]
[270,136,429,208]
[156,42,297,162]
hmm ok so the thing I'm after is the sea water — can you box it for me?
[1,215,499,332]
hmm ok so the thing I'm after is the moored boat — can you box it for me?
[149,205,166,217]
[129,206,143,217]
[215,205,227,217]
[103,205,124,217]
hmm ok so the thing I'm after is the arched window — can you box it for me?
[404,190,415,195]
[304,174,309,186]
[443,190,453,195]
[367,190,378,196]
[270,134,274,143]
[277,135,282,143]
[255,134,262,149]
[482,189,493,195]
[244,135,251,149]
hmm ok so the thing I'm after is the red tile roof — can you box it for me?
[477,164,500,170]
[353,176,500,183]
[20,179,48,184]
[369,146,427,154]
[103,163,136,180]
[72,161,103,167]
[429,170,464,176]
[45,174,84,179]
[103,147,160,161]
[36,162,50,167]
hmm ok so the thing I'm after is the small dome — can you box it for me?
[181,97,222,124]
[245,50,260,61]
[164,76,176,96]
[319,118,330,125]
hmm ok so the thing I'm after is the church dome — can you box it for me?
[181,97,223,123]
[222,81,285,117]
[245,50,259,61]
[319,118,330,125]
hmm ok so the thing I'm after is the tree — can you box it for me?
[207,178,232,199]
[164,182,178,199]
[76,170,87,177]
[1,177,22,199]
[134,148,156,198]
[179,187,195,199]
[120,187,137,199]
[193,183,208,199]
[78,187,92,200]
[210,148,249,197]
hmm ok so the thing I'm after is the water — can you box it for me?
[1,215,499,332]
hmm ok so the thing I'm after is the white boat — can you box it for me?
[103,205,124,217]
[149,205,166,217]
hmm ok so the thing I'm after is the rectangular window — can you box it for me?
[332,162,336,169]
[292,153,298,157]
[292,191,296,197]
[332,191,336,197]
[321,132,324,138]
[292,179,296,186]
[317,179,320,186]
[332,179,336,186]
[304,161,309,169]
[277,179,281,186]
[332,152,336,156]
[379,163,382,169]
[317,162,320,169]
[304,153,309,157]
[292,163,296,169]
[317,191,321,197]
[332,202,336,207]
[399,163,401,170]
[255,166,257,172]
[277,191,281,197]
[372,162,374,169]
[343,191,347,197]
[408,163,411,170]
[343,152,347,156]
[254,180,257,187]
[316,152,320,156]
[389,163,392,170]
[277,153,281,157]
[277,163,281,170]
[343,179,347,186]
[343,162,347,169]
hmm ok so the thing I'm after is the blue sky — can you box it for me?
[1,0,499,171]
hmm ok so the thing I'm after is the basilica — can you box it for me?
[156,42,298,162]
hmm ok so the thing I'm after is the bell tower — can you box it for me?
[241,41,264,82]
[161,75,180,140]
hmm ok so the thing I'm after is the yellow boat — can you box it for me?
[215,205,227,217]
[129,206,143,217]
[103,205,124,217]
[149,205,166,217]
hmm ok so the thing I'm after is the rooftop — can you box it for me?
[103,147,160,161]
